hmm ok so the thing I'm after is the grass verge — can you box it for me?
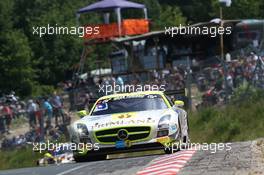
[189,90,264,143]
[0,146,42,170]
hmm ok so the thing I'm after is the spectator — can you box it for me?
[36,99,44,142]
[51,92,64,126]
[0,102,5,134]
[225,53,231,62]
[27,99,37,128]
[226,73,234,92]
[82,93,90,112]
[3,103,13,134]
[116,76,124,86]
[42,97,53,127]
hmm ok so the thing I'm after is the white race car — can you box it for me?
[69,91,189,161]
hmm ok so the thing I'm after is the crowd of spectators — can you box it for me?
[55,50,264,112]
[59,65,187,112]
[0,91,70,149]
[195,52,264,94]
[0,92,26,134]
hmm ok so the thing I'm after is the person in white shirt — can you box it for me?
[27,99,37,128]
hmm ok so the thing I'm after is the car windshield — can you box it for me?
[91,94,168,116]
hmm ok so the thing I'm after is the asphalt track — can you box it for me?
[1,141,263,175]
[0,154,159,175]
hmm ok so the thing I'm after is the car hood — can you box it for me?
[74,109,175,131]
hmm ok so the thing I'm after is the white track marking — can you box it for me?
[137,149,196,175]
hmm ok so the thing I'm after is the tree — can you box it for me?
[12,0,92,85]
[0,31,34,97]
[215,0,264,19]
[156,5,186,29]
[159,0,264,23]
[0,0,34,97]
[157,0,216,23]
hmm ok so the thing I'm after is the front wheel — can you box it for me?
[74,155,87,162]
[164,147,173,154]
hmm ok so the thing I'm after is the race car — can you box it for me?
[69,91,190,162]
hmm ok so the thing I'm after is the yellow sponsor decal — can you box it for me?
[125,140,132,147]
[156,136,171,144]
[112,112,137,120]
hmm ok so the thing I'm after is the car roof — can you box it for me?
[97,91,165,101]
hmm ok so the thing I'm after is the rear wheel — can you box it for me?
[178,114,190,148]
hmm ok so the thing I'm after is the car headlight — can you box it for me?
[158,115,171,129]
[77,123,89,137]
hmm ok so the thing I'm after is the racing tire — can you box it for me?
[164,148,173,154]
[87,154,107,161]
[164,147,174,154]
[73,155,87,162]
[178,115,190,149]
[164,142,180,154]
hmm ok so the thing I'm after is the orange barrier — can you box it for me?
[122,19,149,35]
[84,19,149,40]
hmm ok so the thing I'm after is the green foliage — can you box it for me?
[197,107,218,124]
[13,0,85,85]
[0,147,42,170]
[0,0,34,96]
[231,83,264,105]
[0,0,104,97]
[31,84,55,97]
[189,92,264,143]
[133,0,186,30]
[0,1,34,96]
[220,0,264,19]
[1,0,264,97]
[155,5,186,29]
[159,0,264,23]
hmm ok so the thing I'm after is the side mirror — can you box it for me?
[77,110,88,118]
[174,100,184,108]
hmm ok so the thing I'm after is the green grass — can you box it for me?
[189,90,264,143]
[0,146,42,170]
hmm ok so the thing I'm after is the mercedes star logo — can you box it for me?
[117,129,129,140]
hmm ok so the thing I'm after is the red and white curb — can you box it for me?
[137,149,196,175]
